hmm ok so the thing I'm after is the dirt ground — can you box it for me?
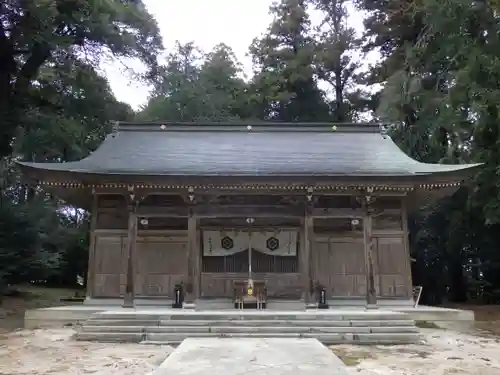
[0,329,173,375]
[331,328,500,375]
[0,285,80,333]
[2,287,500,374]
[0,327,499,375]
[442,303,500,336]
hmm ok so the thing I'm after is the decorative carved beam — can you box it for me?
[88,184,414,196]
[194,205,304,218]
[311,207,364,218]
[135,205,393,219]
[137,206,189,217]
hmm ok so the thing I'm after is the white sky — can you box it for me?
[103,0,368,110]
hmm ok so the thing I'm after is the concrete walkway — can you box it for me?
[152,338,348,375]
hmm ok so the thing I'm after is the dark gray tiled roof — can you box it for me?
[19,123,480,177]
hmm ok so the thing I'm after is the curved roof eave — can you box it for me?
[17,160,483,180]
[16,122,484,182]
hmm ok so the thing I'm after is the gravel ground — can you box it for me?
[1,328,499,374]
[331,328,500,375]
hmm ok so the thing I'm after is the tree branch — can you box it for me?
[13,42,52,96]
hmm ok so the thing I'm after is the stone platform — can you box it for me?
[24,303,475,332]
[152,338,348,375]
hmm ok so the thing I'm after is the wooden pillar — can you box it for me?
[300,213,313,303]
[363,201,377,308]
[186,213,200,302]
[123,205,138,308]
[402,197,414,299]
[85,194,98,300]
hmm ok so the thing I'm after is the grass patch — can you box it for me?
[415,320,441,329]
[330,348,376,366]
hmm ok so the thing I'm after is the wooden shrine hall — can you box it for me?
[18,122,481,309]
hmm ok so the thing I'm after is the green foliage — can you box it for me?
[0,0,147,295]
[312,0,368,121]
[140,43,249,121]
[248,0,331,121]
[356,0,500,304]
[0,202,40,284]
[0,0,161,158]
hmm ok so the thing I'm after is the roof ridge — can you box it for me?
[114,121,389,134]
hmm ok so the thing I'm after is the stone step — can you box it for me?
[265,300,306,311]
[81,324,419,335]
[92,311,410,321]
[156,319,415,327]
[76,331,145,342]
[151,326,419,335]
[84,318,415,327]
[143,332,421,345]
[76,330,420,345]
[86,319,159,327]
[82,325,145,333]
[328,299,415,307]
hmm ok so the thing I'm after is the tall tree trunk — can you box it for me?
[449,253,467,302]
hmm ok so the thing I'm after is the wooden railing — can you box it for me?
[413,286,423,307]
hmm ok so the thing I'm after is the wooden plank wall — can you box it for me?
[312,206,412,298]
[89,194,412,299]
[91,231,188,297]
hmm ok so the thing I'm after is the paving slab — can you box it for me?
[152,337,348,375]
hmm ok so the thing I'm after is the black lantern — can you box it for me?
[318,287,329,309]
[172,283,184,308]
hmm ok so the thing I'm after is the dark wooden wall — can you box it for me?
[87,194,412,300]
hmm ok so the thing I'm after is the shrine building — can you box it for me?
[18,122,481,309]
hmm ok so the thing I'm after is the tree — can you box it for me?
[249,0,330,121]
[0,201,39,293]
[312,0,367,121]
[16,58,134,164]
[197,44,251,121]
[140,42,250,121]
[358,0,500,303]
[0,0,162,158]
[140,42,203,121]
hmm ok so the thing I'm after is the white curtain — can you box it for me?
[203,230,298,257]
[251,230,297,256]
[203,230,248,256]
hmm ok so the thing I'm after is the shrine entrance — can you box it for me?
[199,217,301,306]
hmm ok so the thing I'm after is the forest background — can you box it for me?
[1,0,499,305]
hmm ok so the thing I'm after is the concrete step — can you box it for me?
[328,299,415,307]
[84,318,415,328]
[82,325,145,333]
[143,332,421,345]
[156,319,415,327]
[78,310,420,345]
[75,331,145,342]
[85,319,159,327]
[92,311,410,321]
[265,300,305,311]
[81,324,419,335]
[195,299,234,311]
[76,330,420,345]
[149,326,418,335]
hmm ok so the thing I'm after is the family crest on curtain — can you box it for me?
[202,230,298,256]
